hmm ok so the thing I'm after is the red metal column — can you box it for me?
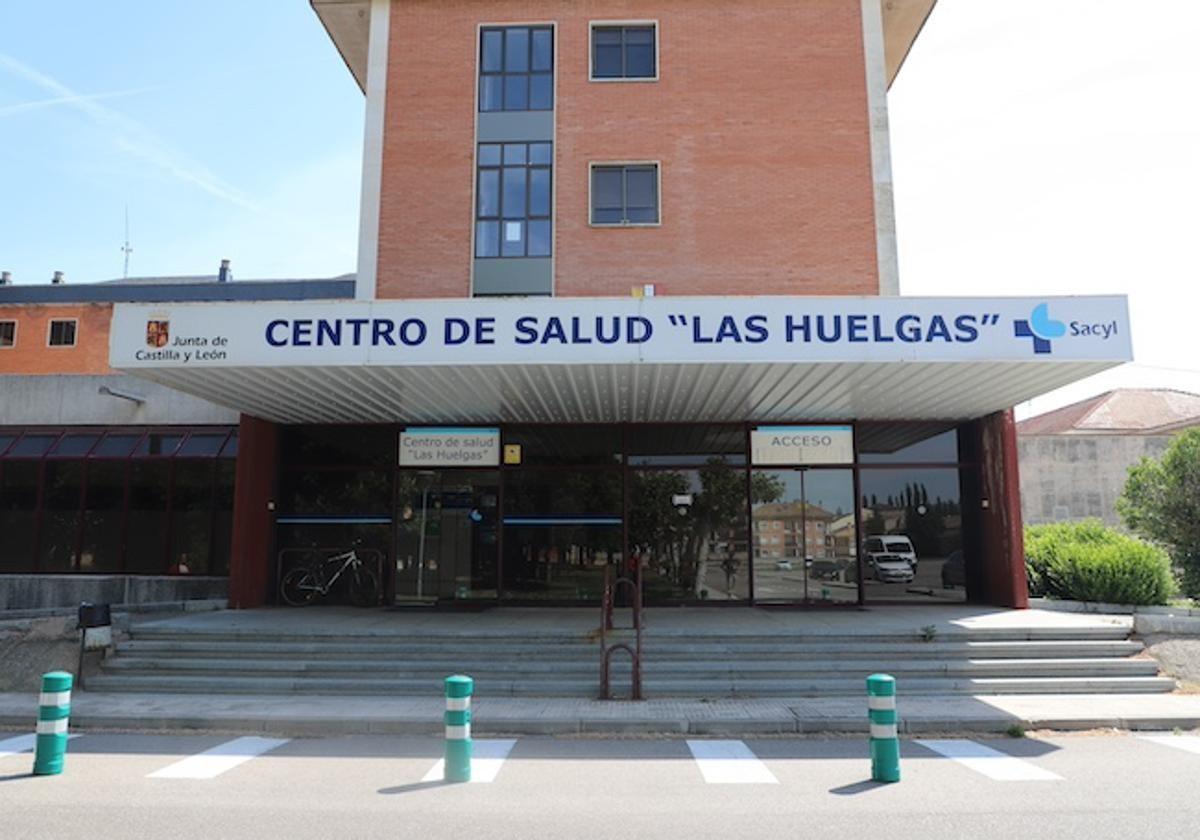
[974,409,1028,608]
[228,414,279,608]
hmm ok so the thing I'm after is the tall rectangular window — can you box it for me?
[476,142,553,258]
[479,26,553,111]
[48,319,76,347]
[591,164,659,225]
[591,24,657,80]
[0,321,15,348]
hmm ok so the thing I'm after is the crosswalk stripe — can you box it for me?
[686,739,779,784]
[0,733,80,758]
[422,738,517,784]
[148,736,290,779]
[916,739,1061,781]
[1140,735,1200,756]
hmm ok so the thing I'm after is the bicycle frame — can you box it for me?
[297,550,359,595]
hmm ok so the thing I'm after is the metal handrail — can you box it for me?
[599,562,643,700]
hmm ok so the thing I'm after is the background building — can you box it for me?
[1018,389,1200,527]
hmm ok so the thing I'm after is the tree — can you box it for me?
[1118,428,1200,597]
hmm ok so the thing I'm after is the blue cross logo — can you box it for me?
[1014,303,1066,354]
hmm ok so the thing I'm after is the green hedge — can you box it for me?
[1025,520,1175,606]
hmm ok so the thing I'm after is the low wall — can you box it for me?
[0,575,228,612]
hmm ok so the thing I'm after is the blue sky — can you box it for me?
[2,1,1198,414]
[0,1,363,283]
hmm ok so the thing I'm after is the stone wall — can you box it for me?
[1018,434,1173,527]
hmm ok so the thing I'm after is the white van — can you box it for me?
[864,535,918,570]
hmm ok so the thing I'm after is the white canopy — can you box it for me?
[110,295,1131,425]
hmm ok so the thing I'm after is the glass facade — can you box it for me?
[269,422,979,606]
[0,427,237,575]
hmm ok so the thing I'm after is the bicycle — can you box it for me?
[280,548,379,607]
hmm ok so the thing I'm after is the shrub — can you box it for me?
[1025,519,1175,605]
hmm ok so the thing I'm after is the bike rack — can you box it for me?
[275,546,385,606]
[599,563,643,700]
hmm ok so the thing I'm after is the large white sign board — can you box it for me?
[110,295,1133,370]
[751,426,854,465]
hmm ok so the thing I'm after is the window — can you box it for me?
[48,319,76,347]
[479,26,553,112]
[591,164,659,225]
[591,24,657,80]
[0,321,14,348]
[476,142,553,258]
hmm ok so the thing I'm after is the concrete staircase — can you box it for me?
[88,621,1176,698]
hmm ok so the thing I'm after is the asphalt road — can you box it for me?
[2,730,1198,839]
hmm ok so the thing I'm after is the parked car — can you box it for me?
[941,549,965,589]
[865,535,919,569]
[872,556,915,584]
[775,558,793,571]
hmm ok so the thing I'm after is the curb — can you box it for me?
[4,712,1198,738]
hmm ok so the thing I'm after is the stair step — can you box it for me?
[114,638,1142,662]
[82,673,1176,697]
[100,655,1160,680]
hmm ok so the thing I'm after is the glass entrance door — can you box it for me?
[751,469,858,604]
[394,470,499,602]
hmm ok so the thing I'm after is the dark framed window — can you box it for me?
[0,321,15,348]
[48,319,77,347]
[479,26,553,112]
[476,142,553,258]
[591,24,656,80]
[591,164,659,225]
[0,425,237,575]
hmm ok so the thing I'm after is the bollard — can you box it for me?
[444,674,474,783]
[32,671,74,776]
[867,673,900,783]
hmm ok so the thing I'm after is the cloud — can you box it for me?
[0,86,160,118]
[0,51,259,212]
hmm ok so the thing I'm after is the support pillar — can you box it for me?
[965,409,1028,608]
[228,414,278,608]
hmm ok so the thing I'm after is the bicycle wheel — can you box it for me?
[348,565,379,607]
[281,568,320,606]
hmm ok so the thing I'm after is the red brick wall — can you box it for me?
[375,0,880,299]
[0,303,114,375]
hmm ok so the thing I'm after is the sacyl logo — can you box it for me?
[1014,303,1066,354]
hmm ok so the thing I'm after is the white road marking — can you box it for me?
[422,738,518,783]
[1140,735,1200,756]
[686,739,779,784]
[0,733,80,758]
[148,736,290,779]
[916,739,1062,781]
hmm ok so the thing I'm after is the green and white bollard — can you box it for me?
[444,674,474,783]
[32,671,74,776]
[867,673,900,783]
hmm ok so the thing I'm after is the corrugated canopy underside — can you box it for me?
[121,359,1116,425]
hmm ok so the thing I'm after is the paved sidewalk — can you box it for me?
[2,691,1198,737]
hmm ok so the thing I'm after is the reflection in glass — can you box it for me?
[751,470,857,603]
[629,465,749,601]
[80,461,125,572]
[125,462,169,574]
[170,461,215,575]
[396,471,499,600]
[502,467,622,601]
[857,423,959,463]
[0,461,39,571]
[39,462,82,571]
[859,468,965,602]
